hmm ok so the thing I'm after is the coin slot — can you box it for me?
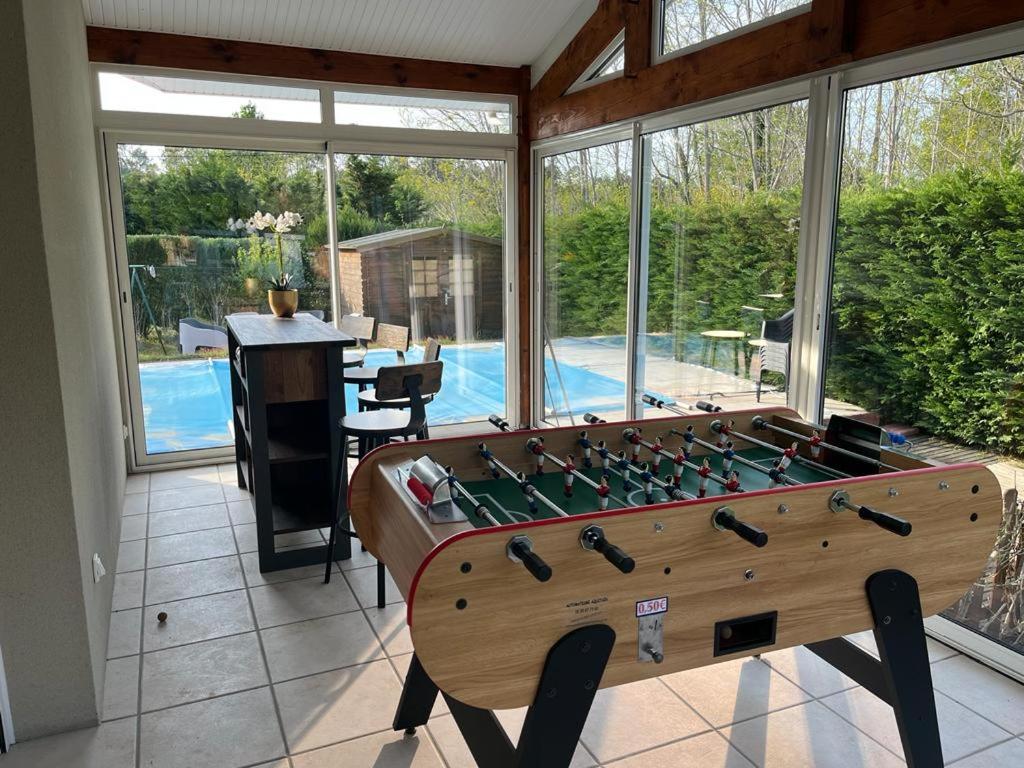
[714,611,778,657]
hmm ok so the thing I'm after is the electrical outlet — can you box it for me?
[92,553,106,584]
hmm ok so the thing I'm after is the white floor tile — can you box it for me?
[949,737,1024,766]
[240,551,336,587]
[821,686,1011,764]
[249,575,359,628]
[274,659,404,752]
[222,482,252,501]
[148,503,230,537]
[580,678,709,763]
[931,654,1024,735]
[102,656,139,721]
[116,539,146,573]
[428,711,596,767]
[606,730,754,767]
[147,527,237,568]
[0,717,136,768]
[227,498,255,525]
[139,687,284,768]
[335,544,379,571]
[112,570,144,610]
[141,632,268,712]
[760,645,859,699]
[366,603,414,656]
[144,556,245,605]
[724,700,905,768]
[125,473,150,494]
[149,484,226,513]
[143,590,254,652]
[233,523,323,554]
[123,493,148,517]
[149,466,222,491]
[662,656,811,727]
[120,514,148,542]
[344,563,402,608]
[290,729,445,768]
[845,630,959,664]
[107,608,142,659]
[261,612,384,682]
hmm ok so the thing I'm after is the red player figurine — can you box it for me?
[725,470,741,493]
[528,436,546,474]
[562,453,576,497]
[809,429,823,461]
[697,458,712,498]
[628,428,643,464]
[768,460,783,489]
[716,419,735,449]
[672,446,687,487]
[651,435,664,473]
[596,475,611,511]
[779,441,798,471]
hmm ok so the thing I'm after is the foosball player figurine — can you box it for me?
[682,424,696,459]
[716,419,735,449]
[725,470,741,493]
[515,471,538,514]
[768,460,784,489]
[671,446,687,487]
[628,427,643,465]
[650,435,664,473]
[809,429,823,461]
[721,440,736,475]
[479,443,500,479]
[616,451,633,490]
[563,453,576,498]
[596,475,611,511]
[445,465,459,499]
[529,436,546,474]
[779,441,799,471]
[697,458,712,498]
[597,440,611,477]
[639,462,655,505]
[579,430,593,468]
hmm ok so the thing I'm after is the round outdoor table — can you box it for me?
[700,329,746,376]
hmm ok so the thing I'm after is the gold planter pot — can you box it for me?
[267,289,298,318]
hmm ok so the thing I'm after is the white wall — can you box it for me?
[0,0,126,740]
[531,0,599,85]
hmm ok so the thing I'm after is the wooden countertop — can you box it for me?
[226,314,356,350]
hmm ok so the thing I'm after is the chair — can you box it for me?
[755,309,794,401]
[325,360,444,602]
[297,309,325,321]
[179,318,228,354]
[339,314,376,368]
[356,338,442,420]
[343,323,411,396]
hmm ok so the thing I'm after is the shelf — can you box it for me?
[272,495,334,534]
[268,430,328,464]
[234,405,250,443]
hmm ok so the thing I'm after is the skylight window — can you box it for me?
[660,0,810,57]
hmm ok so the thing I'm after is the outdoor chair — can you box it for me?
[339,314,376,367]
[178,318,228,354]
[755,309,794,401]
[343,323,410,397]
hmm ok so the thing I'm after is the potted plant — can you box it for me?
[246,210,303,317]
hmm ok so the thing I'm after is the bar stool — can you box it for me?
[325,361,444,605]
[343,322,411,401]
[356,338,441,426]
[339,314,375,368]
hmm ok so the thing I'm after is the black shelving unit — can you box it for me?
[227,314,356,572]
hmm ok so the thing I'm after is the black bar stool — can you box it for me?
[339,314,376,368]
[325,361,444,608]
[356,339,441,428]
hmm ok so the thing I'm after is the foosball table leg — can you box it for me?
[393,654,440,736]
[806,569,943,768]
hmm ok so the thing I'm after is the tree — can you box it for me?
[232,102,264,120]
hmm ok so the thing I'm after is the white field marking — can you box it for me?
[476,492,533,524]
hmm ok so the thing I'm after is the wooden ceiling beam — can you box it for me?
[86,26,524,95]
[531,0,1024,140]
[624,0,653,78]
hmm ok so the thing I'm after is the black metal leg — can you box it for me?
[868,570,943,768]
[393,654,440,735]
[377,561,386,609]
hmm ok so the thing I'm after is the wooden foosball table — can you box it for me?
[348,405,999,768]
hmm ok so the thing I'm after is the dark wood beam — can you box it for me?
[532,0,1024,140]
[516,65,533,427]
[531,0,627,106]
[87,26,523,95]
[624,0,653,78]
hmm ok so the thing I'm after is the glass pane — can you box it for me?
[824,54,1024,655]
[542,140,633,423]
[637,101,808,416]
[334,90,511,133]
[116,145,329,455]
[99,73,321,122]
[590,43,625,80]
[661,0,809,56]
[332,153,507,423]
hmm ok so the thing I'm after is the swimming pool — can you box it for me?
[139,343,628,454]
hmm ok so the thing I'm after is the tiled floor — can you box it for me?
[4,463,1024,768]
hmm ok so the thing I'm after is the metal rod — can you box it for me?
[641,393,722,414]
[480,446,569,518]
[672,429,801,486]
[712,420,851,479]
[626,429,739,491]
[752,416,903,472]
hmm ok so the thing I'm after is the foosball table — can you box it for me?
[348,404,999,768]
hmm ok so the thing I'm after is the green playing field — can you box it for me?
[453,446,838,527]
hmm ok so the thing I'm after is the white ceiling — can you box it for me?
[82,0,589,67]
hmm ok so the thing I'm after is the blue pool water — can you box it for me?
[140,343,627,455]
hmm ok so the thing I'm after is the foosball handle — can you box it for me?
[642,394,663,408]
[583,413,607,424]
[507,537,553,582]
[713,508,768,548]
[858,505,912,537]
[696,400,722,413]
[489,414,511,432]
[594,539,635,574]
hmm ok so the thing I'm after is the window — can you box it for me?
[333,90,512,133]
[824,53,1024,655]
[98,72,322,122]
[412,259,439,297]
[660,0,810,57]
[541,139,633,423]
[590,42,625,81]
[636,101,808,414]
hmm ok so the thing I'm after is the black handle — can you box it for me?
[696,400,722,413]
[510,540,553,582]
[489,414,510,432]
[642,394,662,407]
[857,505,912,537]
[594,538,636,573]
[715,510,768,547]
[583,413,606,424]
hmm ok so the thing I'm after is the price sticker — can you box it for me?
[636,596,669,618]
